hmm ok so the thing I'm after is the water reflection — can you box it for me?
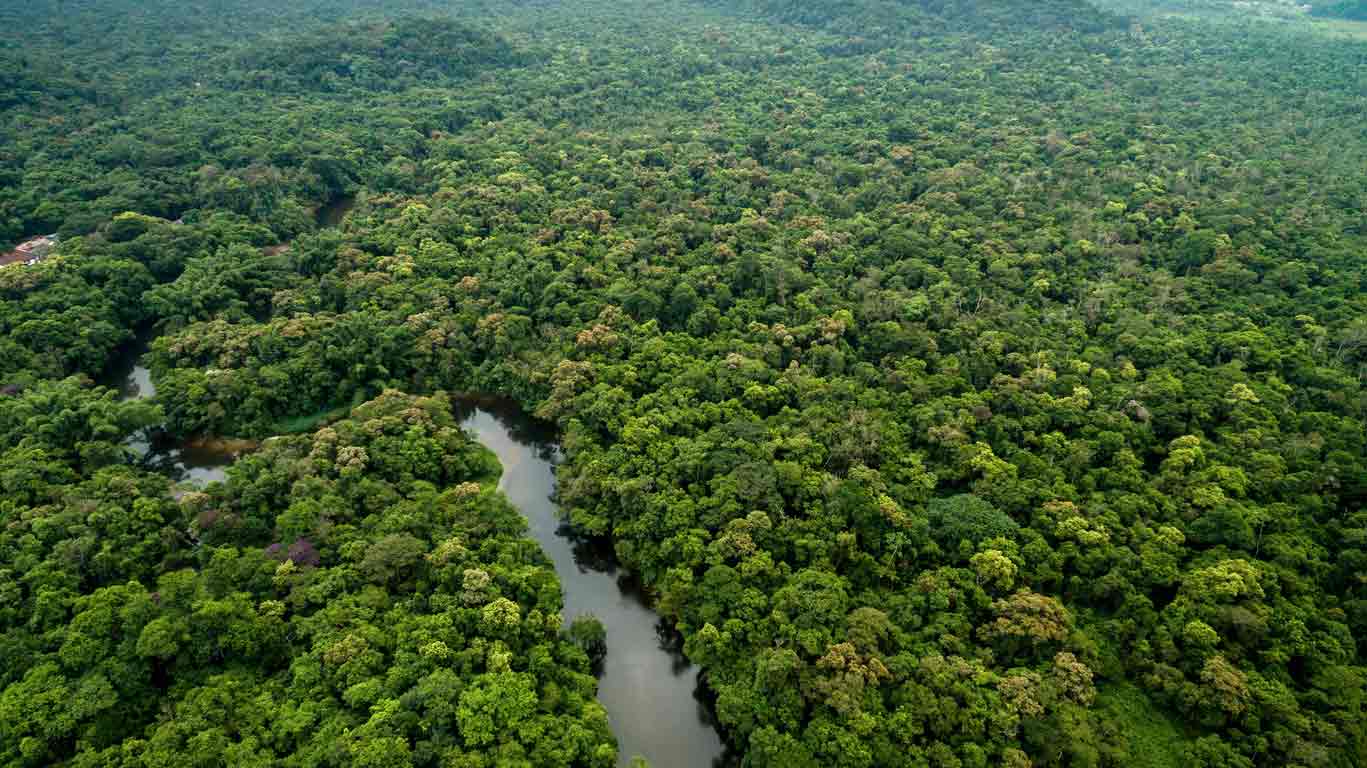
[454,396,732,768]
[105,339,241,487]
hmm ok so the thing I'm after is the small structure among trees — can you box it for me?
[0,234,58,268]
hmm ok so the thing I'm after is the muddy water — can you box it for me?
[455,397,730,768]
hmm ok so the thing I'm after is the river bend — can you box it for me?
[456,399,727,768]
[107,346,727,767]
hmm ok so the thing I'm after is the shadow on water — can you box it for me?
[563,534,696,678]
[102,332,248,487]
[452,394,738,768]
[316,194,356,229]
[97,355,737,765]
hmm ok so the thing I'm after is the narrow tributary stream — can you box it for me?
[456,397,729,768]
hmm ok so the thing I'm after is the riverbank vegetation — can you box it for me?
[0,383,616,766]
[1,0,1364,766]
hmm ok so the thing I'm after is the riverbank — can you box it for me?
[99,335,734,766]
[106,332,255,486]
[455,396,730,768]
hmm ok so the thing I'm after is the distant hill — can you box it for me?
[223,17,526,93]
[1311,0,1367,20]
[0,1,515,97]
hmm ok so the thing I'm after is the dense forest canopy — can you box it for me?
[1,0,1365,767]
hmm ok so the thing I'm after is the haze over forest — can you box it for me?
[0,0,1365,767]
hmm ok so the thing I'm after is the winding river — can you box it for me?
[106,336,728,766]
[100,182,730,763]
[455,397,729,768]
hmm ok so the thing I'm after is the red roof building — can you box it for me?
[0,235,58,268]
